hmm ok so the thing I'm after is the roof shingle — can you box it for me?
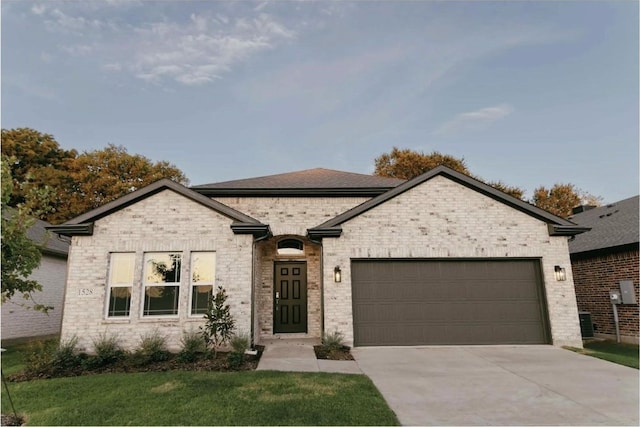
[567,195,639,254]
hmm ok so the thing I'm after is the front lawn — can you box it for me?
[1,343,399,426]
[567,340,639,369]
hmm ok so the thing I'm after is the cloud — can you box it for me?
[31,4,46,15]
[434,104,514,136]
[35,5,295,87]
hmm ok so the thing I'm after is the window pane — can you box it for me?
[192,252,215,283]
[191,285,213,315]
[145,253,181,283]
[144,286,179,316]
[108,287,131,317]
[110,253,135,285]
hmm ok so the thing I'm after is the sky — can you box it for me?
[2,0,638,203]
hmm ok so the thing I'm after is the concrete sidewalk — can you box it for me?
[256,338,362,374]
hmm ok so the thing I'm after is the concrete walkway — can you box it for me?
[256,338,362,374]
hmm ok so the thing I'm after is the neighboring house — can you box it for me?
[1,215,69,341]
[567,196,639,344]
[48,166,588,351]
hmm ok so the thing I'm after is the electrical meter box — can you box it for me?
[610,290,621,304]
[619,281,636,305]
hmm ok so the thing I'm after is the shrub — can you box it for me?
[201,286,235,356]
[24,340,57,376]
[322,330,345,352]
[89,333,125,368]
[227,351,245,370]
[230,332,250,354]
[52,336,83,371]
[133,330,170,365]
[178,329,208,363]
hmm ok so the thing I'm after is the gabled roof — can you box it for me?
[191,168,405,197]
[4,208,69,257]
[308,166,588,239]
[567,195,639,255]
[46,179,270,238]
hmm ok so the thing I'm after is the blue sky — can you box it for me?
[2,1,638,203]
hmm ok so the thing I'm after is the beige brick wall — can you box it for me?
[1,254,67,340]
[213,196,369,236]
[61,189,254,352]
[322,175,583,348]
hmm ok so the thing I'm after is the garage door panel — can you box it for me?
[352,260,549,346]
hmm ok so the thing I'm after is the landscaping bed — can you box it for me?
[7,345,264,382]
[313,345,354,360]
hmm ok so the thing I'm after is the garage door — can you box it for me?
[351,259,550,346]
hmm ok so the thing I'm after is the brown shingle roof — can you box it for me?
[191,168,405,196]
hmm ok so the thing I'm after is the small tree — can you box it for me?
[200,286,235,356]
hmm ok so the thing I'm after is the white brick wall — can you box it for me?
[61,189,254,352]
[322,175,583,348]
[1,254,67,340]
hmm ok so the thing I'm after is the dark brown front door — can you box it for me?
[274,262,307,333]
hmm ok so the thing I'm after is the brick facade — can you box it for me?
[61,190,254,352]
[322,175,583,348]
[59,174,584,351]
[572,249,639,344]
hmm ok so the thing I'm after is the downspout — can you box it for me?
[319,241,325,339]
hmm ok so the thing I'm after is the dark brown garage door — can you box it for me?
[351,259,550,346]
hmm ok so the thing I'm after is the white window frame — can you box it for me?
[141,252,182,318]
[189,251,216,317]
[105,252,135,318]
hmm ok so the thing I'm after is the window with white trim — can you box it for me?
[143,252,181,316]
[106,253,135,317]
[190,252,215,315]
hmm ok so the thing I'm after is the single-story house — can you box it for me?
[1,215,69,342]
[48,166,588,351]
[568,196,639,344]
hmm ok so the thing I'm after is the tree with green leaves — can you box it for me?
[201,286,235,356]
[1,156,53,312]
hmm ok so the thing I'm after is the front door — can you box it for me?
[273,261,307,333]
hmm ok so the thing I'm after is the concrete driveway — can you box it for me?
[352,346,639,426]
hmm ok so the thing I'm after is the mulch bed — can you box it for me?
[313,345,354,360]
[1,414,25,426]
[7,346,264,383]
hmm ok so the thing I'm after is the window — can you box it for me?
[277,239,304,256]
[143,253,181,316]
[107,253,135,317]
[190,252,216,315]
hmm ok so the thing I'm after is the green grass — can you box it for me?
[1,344,399,426]
[567,340,639,369]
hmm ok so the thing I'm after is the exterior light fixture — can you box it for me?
[334,266,342,283]
[554,265,566,281]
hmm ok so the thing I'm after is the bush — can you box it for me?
[133,331,170,365]
[25,337,84,377]
[89,333,125,368]
[178,329,208,363]
[24,340,57,376]
[52,337,84,371]
[230,332,250,354]
[227,351,245,370]
[322,330,345,352]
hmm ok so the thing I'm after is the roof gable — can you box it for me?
[191,168,405,197]
[47,179,269,238]
[567,195,639,254]
[308,166,587,239]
